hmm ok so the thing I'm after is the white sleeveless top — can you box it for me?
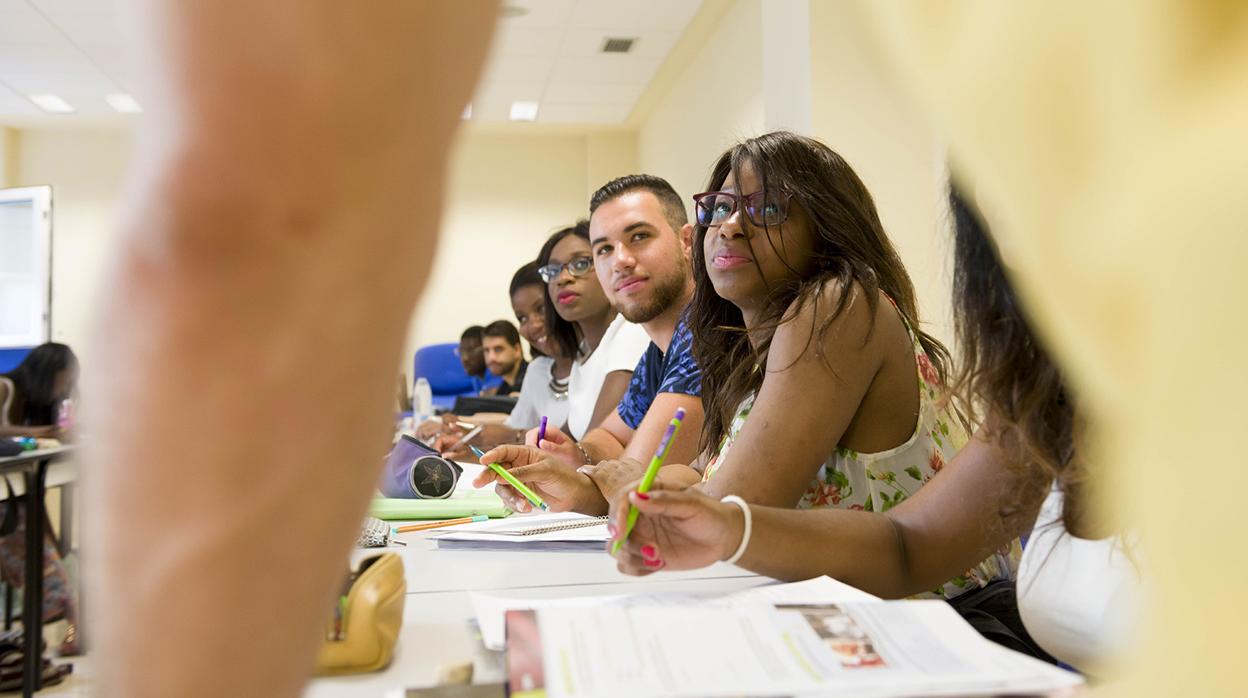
[1017,487,1142,678]
[504,357,571,432]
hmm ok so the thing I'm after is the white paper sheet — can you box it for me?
[436,512,609,551]
[479,577,1083,698]
[471,576,876,652]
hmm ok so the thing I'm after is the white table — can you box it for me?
[305,524,771,697]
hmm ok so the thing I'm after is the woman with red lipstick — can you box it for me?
[422,262,575,455]
[537,221,650,441]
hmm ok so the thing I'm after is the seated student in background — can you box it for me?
[0,342,81,655]
[422,262,574,454]
[1,342,77,439]
[537,220,649,441]
[476,175,704,513]
[457,325,502,395]
[610,183,1139,677]
[481,320,527,396]
[426,217,651,453]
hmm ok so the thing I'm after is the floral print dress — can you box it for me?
[701,313,1019,599]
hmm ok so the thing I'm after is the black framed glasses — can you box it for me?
[538,256,594,283]
[692,190,793,227]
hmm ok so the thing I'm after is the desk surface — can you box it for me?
[308,524,769,697]
[0,445,75,471]
[381,534,759,596]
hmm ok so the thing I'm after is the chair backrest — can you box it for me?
[0,347,32,374]
[413,343,474,396]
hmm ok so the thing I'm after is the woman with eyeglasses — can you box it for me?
[536,220,650,441]
[598,131,1015,603]
[422,262,577,455]
[608,180,1139,674]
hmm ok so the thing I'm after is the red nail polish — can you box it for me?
[641,545,656,559]
[644,558,662,568]
[634,491,651,501]
[607,524,617,536]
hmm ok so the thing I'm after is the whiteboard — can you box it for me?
[0,185,52,348]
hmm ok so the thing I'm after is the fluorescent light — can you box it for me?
[509,101,539,121]
[462,103,473,120]
[28,94,74,114]
[105,93,142,114]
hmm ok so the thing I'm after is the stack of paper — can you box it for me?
[480,577,1083,698]
[434,512,609,552]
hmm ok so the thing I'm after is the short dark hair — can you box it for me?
[589,174,688,233]
[460,325,485,343]
[482,319,521,347]
[508,261,542,298]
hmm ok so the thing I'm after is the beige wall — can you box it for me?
[4,126,637,371]
[405,128,638,364]
[808,1,954,348]
[0,128,17,187]
[13,128,131,362]
[636,0,765,207]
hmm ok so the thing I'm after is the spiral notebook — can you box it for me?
[434,513,610,552]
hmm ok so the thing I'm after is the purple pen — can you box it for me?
[537,415,548,444]
[651,407,686,461]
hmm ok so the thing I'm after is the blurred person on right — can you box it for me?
[861,3,1248,694]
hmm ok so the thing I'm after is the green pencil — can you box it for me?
[612,407,686,554]
[470,445,549,511]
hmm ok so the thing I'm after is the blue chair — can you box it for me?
[413,343,476,412]
[0,347,32,374]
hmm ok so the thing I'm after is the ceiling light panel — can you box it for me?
[105,93,142,113]
[509,101,539,121]
[28,93,74,113]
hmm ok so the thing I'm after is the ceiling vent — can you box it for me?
[601,37,636,54]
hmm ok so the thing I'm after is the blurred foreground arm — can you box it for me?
[86,2,496,696]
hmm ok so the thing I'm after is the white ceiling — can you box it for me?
[0,0,703,126]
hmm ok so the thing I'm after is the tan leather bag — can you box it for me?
[314,552,406,675]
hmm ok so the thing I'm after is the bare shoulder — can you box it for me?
[770,278,884,369]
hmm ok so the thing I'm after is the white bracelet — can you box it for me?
[720,495,752,565]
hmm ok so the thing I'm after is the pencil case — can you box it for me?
[314,553,406,676]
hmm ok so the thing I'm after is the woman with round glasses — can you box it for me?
[536,221,650,440]
[601,132,1013,601]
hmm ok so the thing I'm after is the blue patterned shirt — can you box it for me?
[617,315,702,429]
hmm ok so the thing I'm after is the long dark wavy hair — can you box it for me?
[2,342,77,426]
[536,220,591,360]
[947,185,1086,535]
[692,132,950,454]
